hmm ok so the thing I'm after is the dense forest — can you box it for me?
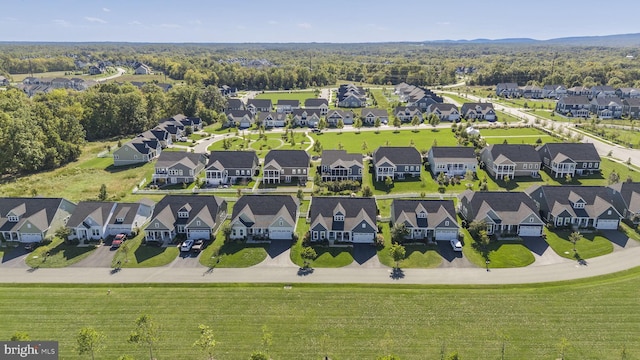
[0,42,639,176]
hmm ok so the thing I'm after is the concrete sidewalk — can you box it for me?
[2,245,640,285]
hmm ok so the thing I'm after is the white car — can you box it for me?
[180,240,194,252]
[450,239,463,252]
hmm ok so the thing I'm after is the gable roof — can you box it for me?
[527,185,619,219]
[558,96,591,106]
[537,143,601,163]
[257,112,286,122]
[264,150,310,168]
[0,197,74,233]
[430,146,476,161]
[609,182,640,214]
[149,195,226,229]
[155,151,206,169]
[392,199,458,230]
[373,147,421,166]
[231,195,298,228]
[305,98,329,107]
[309,197,377,232]
[66,202,115,228]
[483,144,540,163]
[247,99,272,109]
[459,190,542,225]
[361,108,388,117]
[276,99,299,107]
[321,150,363,169]
[227,98,244,109]
[109,202,149,225]
[206,151,258,170]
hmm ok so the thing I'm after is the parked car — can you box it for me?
[24,242,40,252]
[450,239,463,252]
[192,239,205,252]
[111,233,127,249]
[180,239,195,252]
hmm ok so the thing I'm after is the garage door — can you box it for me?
[596,219,619,230]
[188,229,211,240]
[435,229,458,241]
[269,228,292,240]
[20,233,43,243]
[352,232,374,244]
[519,225,542,237]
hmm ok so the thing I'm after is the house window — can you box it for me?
[608,210,612,215]
[92,229,100,236]
[114,155,119,160]
[178,211,189,218]
[236,170,240,175]
[196,221,201,226]
[530,218,534,222]
[177,225,185,233]
[7,216,18,222]
[232,229,236,236]
[588,163,592,168]
[445,220,449,226]
[334,215,344,221]
[523,164,528,169]
[535,164,539,169]
[155,223,159,228]
[583,163,587,168]
[362,223,366,229]
[279,220,283,226]
[312,231,318,240]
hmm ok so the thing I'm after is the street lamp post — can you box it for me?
[486,259,490,272]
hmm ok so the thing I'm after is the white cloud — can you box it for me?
[129,20,142,26]
[102,7,110,12]
[85,16,107,24]
[160,23,181,28]
[53,19,71,27]
[297,23,311,29]
[268,20,278,25]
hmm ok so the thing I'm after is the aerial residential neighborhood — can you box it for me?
[4,3,640,357]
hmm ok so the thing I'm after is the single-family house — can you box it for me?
[67,202,117,241]
[226,98,245,111]
[276,100,300,114]
[480,144,541,179]
[258,112,287,128]
[496,83,521,97]
[291,109,321,127]
[391,199,459,242]
[394,106,423,123]
[337,84,366,108]
[304,98,329,115]
[590,97,623,119]
[609,181,640,225]
[246,99,272,114]
[527,185,621,230]
[536,143,601,178]
[567,86,591,97]
[0,197,76,243]
[616,87,640,99]
[0,76,9,86]
[106,201,154,237]
[555,96,591,117]
[229,195,299,240]
[152,151,207,185]
[320,150,364,182]
[88,65,104,75]
[205,151,259,186]
[145,195,227,243]
[226,110,254,128]
[139,128,172,148]
[623,98,640,119]
[427,103,460,122]
[542,85,567,99]
[135,64,151,75]
[326,109,354,126]
[372,147,422,181]
[113,138,161,167]
[520,85,543,99]
[460,103,497,121]
[263,150,310,184]
[219,85,238,97]
[591,85,616,98]
[308,197,378,244]
[361,108,389,125]
[428,146,477,177]
[458,190,544,237]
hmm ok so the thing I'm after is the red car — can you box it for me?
[111,233,127,248]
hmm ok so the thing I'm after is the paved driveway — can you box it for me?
[0,246,29,269]
[70,244,116,268]
[347,244,384,268]
[601,230,640,251]
[523,236,572,266]
[167,249,204,268]
[253,241,296,267]
[437,241,475,268]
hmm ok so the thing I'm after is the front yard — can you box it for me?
[111,232,179,268]
[199,220,268,268]
[26,237,98,268]
[460,229,535,268]
[544,229,614,260]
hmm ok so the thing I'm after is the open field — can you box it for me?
[254,90,317,102]
[310,129,455,155]
[3,272,640,359]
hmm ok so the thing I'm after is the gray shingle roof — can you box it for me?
[0,197,72,233]
[67,202,115,228]
[231,195,298,228]
[373,147,421,166]
[536,143,601,163]
[392,199,458,230]
[527,185,619,219]
[430,146,476,161]
[206,151,258,170]
[305,98,328,107]
[155,151,206,169]
[149,195,226,230]
[264,150,310,169]
[321,150,363,169]
[459,190,542,226]
[309,197,377,233]
[484,144,540,163]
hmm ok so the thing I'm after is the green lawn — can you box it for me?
[479,127,557,145]
[208,132,311,157]
[290,218,354,268]
[544,229,614,260]
[375,223,443,268]
[198,220,268,268]
[254,90,317,102]
[578,126,640,149]
[25,237,98,268]
[369,88,390,110]
[461,230,535,268]
[111,233,179,268]
[5,270,640,359]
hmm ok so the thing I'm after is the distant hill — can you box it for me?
[426,33,640,47]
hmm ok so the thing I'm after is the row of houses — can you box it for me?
[17,77,98,96]
[496,83,640,100]
[3,180,639,245]
[337,83,367,107]
[394,83,444,111]
[555,95,640,119]
[113,114,203,167]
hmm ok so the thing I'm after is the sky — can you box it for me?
[1,0,639,43]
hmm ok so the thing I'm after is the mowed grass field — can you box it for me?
[254,90,317,102]
[3,274,640,359]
